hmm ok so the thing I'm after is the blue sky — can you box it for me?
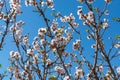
[0,0,120,79]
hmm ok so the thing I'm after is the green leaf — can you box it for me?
[53,52,56,55]
[86,29,90,33]
[0,64,2,68]
[4,70,7,74]
[51,9,56,16]
[93,7,99,13]
[115,35,120,39]
[113,17,118,21]
[49,75,58,80]
[75,60,82,65]
[113,17,120,22]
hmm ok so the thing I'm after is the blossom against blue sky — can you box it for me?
[0,0,120,79]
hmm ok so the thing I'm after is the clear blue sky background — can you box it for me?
[0,0,120,79]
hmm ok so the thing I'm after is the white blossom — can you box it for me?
[91,44,96,49]
[27,49,34,55]
[33,54,39,64]
[0,1,4,7]
[77,6,83,15]
[98,65,103,72]
[9,51,20,59]
[40,39,46,45]
[105,73,112,80]
[14,52,20,59]
[25,0,29,6]
[63,76,70,80]
[73,39,80,50]
[117,67,120,75]
[10,0,21,14]
[87,33,94,40]
[16,29,22,35]
[38,28,47,36]
[10,26,15,32]
[13,68,21,79]
[55,66,65,75]
[23,36,29,46]
[10,51,15,58]
[87,0,94,4]
[114,42,120,48]
[75,67,84,78]
[32,41,40,50]
[104,0,111,4]
[46,59,51,65]
[46,0,54,8]
[102,22,108,29]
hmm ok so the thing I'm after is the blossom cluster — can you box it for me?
[9,51,21,59]
[73,39,80,50]
[10,0,21,14]
[10,20,25,40]
[60,13,78,28]
[102,18,109,29]
[77,6,95,26]
[55,66,65,75]
[75,67,84,79]
[2,0,120,80]
[114,42,120,48]
[25,0,54,8]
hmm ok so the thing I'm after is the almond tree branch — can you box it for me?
[98,34,117,79]
[36,4,53,39]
